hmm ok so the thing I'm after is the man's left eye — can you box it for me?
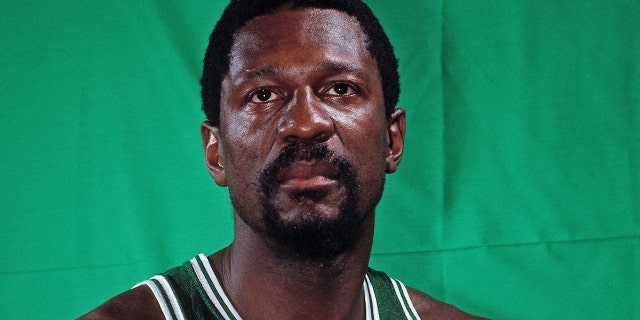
[327,83,355,96]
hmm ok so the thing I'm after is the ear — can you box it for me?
[201,122,228,186]
[385,108,406,173]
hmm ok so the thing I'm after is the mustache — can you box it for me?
[259,143,356,191]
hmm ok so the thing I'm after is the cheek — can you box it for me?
[336,117,389,187]
[219,112,275,180]
[339,110,388,157]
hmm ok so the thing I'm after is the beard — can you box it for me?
[256,142,364,262]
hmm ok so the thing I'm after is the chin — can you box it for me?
[261,192,364,262]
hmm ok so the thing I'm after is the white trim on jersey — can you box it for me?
[364,274,381,320]
[197,254,244,320]
[190,255,243,320]
[399,280,421,319]
[134,276,185,320]
[391,278,422,320]
[363,278,372,320]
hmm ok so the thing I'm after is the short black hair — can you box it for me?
[201,0,400,126]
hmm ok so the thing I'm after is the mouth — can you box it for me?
[277,161,340,191]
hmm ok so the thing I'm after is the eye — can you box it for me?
[327,83,355,96]
[250,88,278,103]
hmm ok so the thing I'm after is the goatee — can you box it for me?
[258,142,363,262]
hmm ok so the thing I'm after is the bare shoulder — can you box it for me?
[77,285,163,320]
[406,286,488,320]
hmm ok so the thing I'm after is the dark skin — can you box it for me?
[79,7,484,320]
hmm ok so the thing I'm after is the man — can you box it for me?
[80,0,484,319]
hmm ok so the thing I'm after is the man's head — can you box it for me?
[201,0,400,126]
[200,0,405,262]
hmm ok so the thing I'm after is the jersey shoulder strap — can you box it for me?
[136,254,240,320]
[365,268,422,320]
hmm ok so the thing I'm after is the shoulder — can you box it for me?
[406,286,488,320]
[77,285,164,320]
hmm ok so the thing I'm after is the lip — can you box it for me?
[277,161,339,190]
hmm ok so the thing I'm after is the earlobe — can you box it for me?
[385,108,406,173]
[200,122,227,186]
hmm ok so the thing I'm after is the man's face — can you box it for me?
[202,6,404,260]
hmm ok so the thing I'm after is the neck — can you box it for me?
[209,214,375,320]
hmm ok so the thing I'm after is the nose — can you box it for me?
[277,87,335,144]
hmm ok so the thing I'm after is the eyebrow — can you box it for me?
[244,66,280,79]
[242,61,366,80]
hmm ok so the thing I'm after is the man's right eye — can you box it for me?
[250,88,278,103]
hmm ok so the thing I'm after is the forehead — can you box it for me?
[227,7,375,78]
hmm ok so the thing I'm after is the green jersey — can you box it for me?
[136,254,421,320]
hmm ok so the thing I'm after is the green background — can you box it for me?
[1,1,638,319]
